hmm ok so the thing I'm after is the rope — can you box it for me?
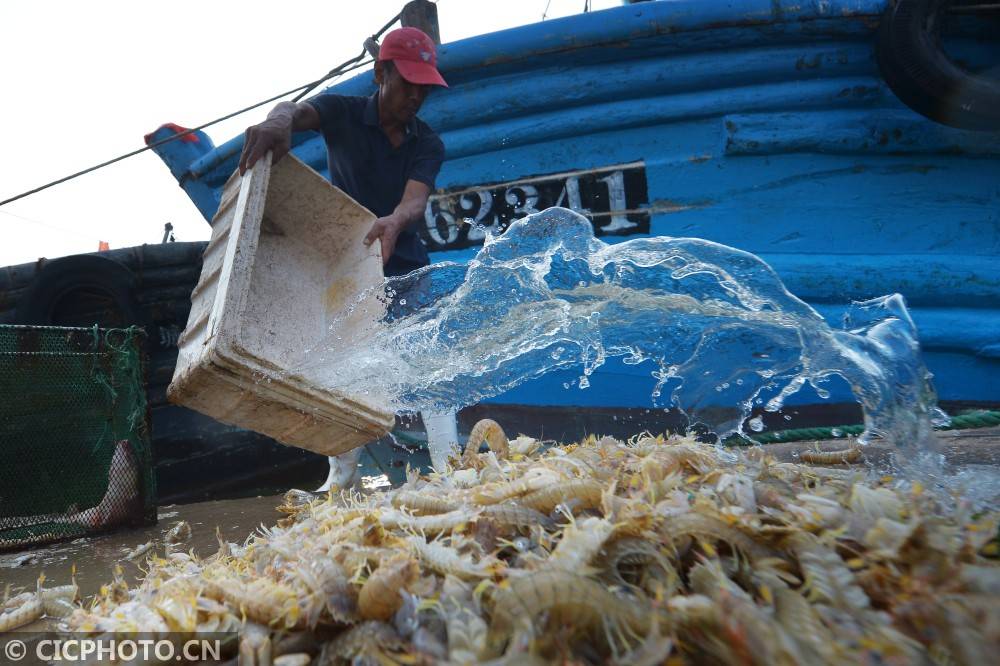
[293,10,402,102]
[749,409,1000,444]
[0,11,403,208]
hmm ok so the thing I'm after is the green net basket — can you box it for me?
[0,325,155,551]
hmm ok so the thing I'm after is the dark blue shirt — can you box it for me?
[305,92,444,276]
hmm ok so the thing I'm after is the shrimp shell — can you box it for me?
[292,559,358,625]
[510,435,541,457]
[122,540,155,561]
[407,536,497,580]
[380,508,477,535]
[165,520,192,544]
[38,582,79,619]
[546,517,615,573]
[441,579,490,663]
[602,537,679,597]
[800,446,862,465]
[481,502,555,531]
[518,479,604,514]
[488,571,648,651]
[644,444,717,477]
[609,614,673,666]
[0,578,42,631]
[273,655,311,666]
[358,556,419,620]
[773,588,838,664]
[1,592,35,614]
[472,469,561,506]
[322,620,405,662]
[786,532,870,611]
[462,419,510,467]
[42,598,77,618]
[391,490,458,515]
[201,575,306,630]
[239,623,272,666]
[658,512,771,562]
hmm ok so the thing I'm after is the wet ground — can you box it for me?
[0,494,287,628]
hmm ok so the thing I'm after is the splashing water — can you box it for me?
[294,207,947,453]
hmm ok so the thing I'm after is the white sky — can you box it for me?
[0,0,619,268]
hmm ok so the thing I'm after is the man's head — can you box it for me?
[374,27,447,126]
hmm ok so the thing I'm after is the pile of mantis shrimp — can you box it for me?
[4,419,999,665]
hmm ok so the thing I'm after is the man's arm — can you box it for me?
[238,101,321,174]
[364,179,432,265]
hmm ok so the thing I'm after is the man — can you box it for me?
[239,26,446,275]
[239,26,457,488]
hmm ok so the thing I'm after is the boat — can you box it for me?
[147,0,1000,424]
[4,0,999,499]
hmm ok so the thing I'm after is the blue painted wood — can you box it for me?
[724,110,1000,156]
[148,0,1000,409]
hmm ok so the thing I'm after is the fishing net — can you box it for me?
[0,325,155,551]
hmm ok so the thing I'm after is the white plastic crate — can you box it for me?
[168,153,394,456]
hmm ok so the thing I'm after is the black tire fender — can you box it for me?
[16,254,140,328]
[877,0,1000,131]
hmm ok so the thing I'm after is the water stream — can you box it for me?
[295,207,947,453]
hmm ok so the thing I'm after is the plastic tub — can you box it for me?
[168,153,394,456]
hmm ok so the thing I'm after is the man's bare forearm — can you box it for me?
[265,101,320,132]
[392,195,429,228]
[389,180,433,229]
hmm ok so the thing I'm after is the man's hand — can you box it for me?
[239,120,292,175]
[238,102,321,175]
[364,215,406,266]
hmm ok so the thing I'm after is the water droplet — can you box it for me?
[748,416,765,432]
[399,299,406,305]
[831,428,843,437]
[579,376,590,389]
[736,378,743,385]
[783,414,792,421]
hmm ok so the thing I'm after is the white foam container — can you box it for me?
[167,153,395,456]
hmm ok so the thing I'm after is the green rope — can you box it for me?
[749,409,1000,444]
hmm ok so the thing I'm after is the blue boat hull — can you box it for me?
[149,0,1000,415]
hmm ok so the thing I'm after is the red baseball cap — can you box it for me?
[378,27,448,88]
